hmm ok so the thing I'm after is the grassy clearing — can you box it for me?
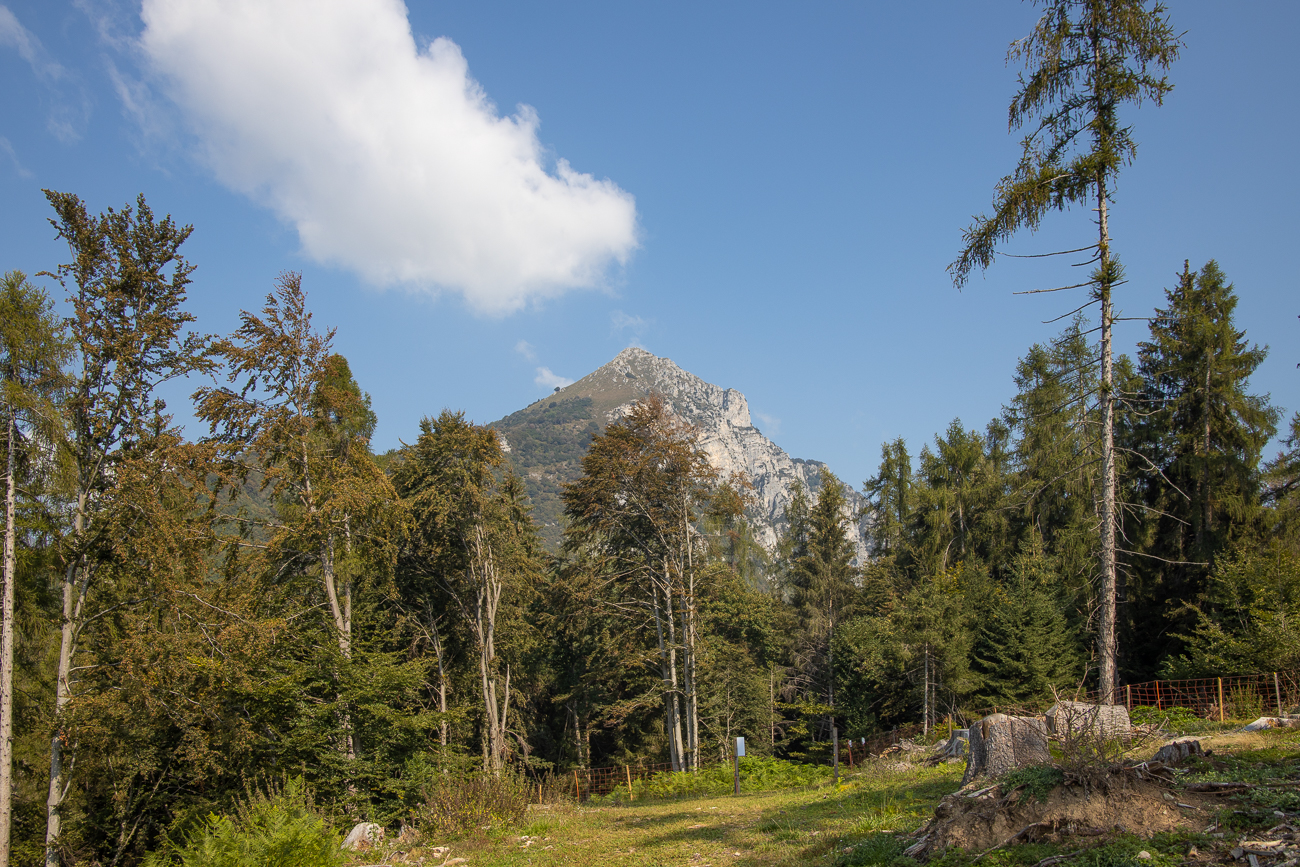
[354,727,1300,867]
[362,761,962,867]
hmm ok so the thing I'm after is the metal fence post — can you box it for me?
[1218,678,1225,722]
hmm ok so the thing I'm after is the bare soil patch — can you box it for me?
[908,768,1212,858]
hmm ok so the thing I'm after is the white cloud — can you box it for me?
[137,0,639,314]
[0,6,56,76]
[754,411,782,436]
[1,5,88,142]
[534,367,574,390]
[0,137,32,178]
[611,310,649,333]
[514,340,537,362]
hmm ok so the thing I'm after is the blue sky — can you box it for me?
[1,0,1296,490]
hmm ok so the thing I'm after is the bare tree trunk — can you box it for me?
[682,510,699,772]
[923,644,930,737]
[320,536,356,761]
[427,617,449,748]
[1200,354,1212,553]
[1096,158,1118,707]
[652,580,683,772]
[770,668,776,754]
[472,524,508,774]
[661,570,686,771]
[46,490,88,867]
[1,414,15,867]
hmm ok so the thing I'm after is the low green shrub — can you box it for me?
[1000,765,1065,804]
[834,833,910,866]
[1129,705,1201,730]
[603,757,831,802]
[413,771,531,837]
[146,778,342,867]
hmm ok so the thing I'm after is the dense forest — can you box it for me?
[0,3,1297,867]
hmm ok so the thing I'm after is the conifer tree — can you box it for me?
[1003,320,1102,608]
[781,469,858,733]
[1265,413,1300,542]
[968,538,1084,707]
[950,0,1181,701]
[0,273,69,867]
[909,420,1007,574]
[391,410,542,774]
[864,438,912,559]
[40,192,213,867]
[561,396,716,771]
[1131,261,1277,664]
[194,273,397,769]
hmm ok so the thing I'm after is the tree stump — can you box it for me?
[933,729,969,759]
[961,713,1050,786]
[1045,701,1131,739]
[1151,738,1203,764]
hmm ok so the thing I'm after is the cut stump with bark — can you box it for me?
[1045,701,1131,739]
[962,714,1051,786]
[1151,739,1204,765]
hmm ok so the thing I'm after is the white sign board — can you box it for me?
[735,736,745,757]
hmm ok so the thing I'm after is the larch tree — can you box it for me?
[39,192,213,867]
[0,272,69,867]
[949,0,1180,701]
[194,272,397,766]
[392,410,542,774]
[562,396,716,772]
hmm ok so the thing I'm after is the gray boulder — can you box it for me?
[342,822,384,851]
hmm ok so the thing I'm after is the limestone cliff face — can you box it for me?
[503,347,867,560]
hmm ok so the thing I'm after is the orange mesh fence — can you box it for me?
[1093,670,1299,720]
[563,760,680,801]
[951,670,1300,727]
[553,671,1299,801]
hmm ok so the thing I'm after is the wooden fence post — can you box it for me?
[626,765,634,800]
[1276,672,1284,715]
[1155,679,1161,709]
[1218,678,1225,723]
[1126,684,1131,710]
[573,770,581,801]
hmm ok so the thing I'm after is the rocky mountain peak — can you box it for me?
[492,349,868,561]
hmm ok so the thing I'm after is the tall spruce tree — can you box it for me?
[781,469,858,733]
[1003,320,1102,612]
[909,420,1008,575]
[950,0,1181,701]
[1131,261,1277,667]
[864,438,912,559]
[1265,413,1300,542]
